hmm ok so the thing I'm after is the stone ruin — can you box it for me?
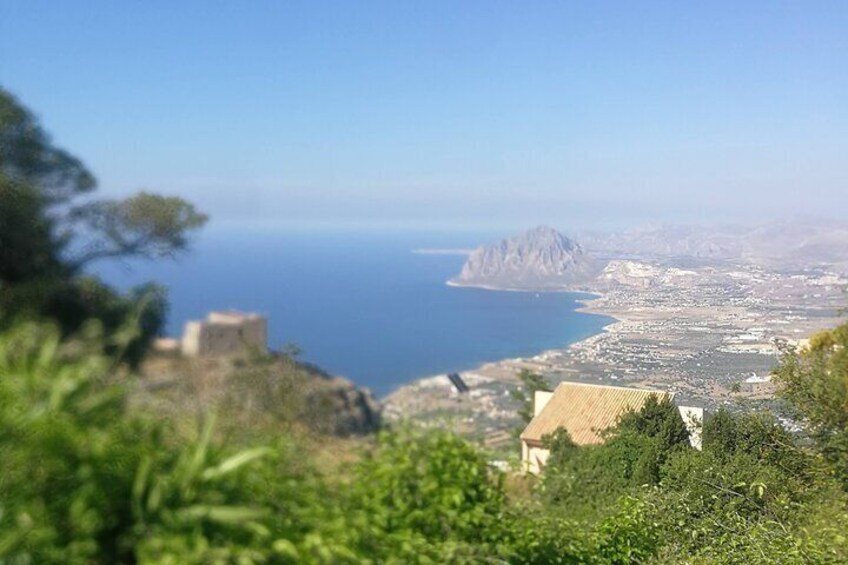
[178,311,268,357]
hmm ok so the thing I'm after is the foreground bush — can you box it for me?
[0,322,321,563]
[0,321,591,563]
[4,318,848,563]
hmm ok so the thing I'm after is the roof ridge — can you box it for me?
[554,381,675,397]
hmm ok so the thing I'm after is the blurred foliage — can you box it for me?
[3,316,848,563]
[344,427,505,560]
[540,395,691,522]
[0,321,290,563]
[0,88,207,272]
[773,323,848,486]
[0,87,205,366]
[511,369,552,424]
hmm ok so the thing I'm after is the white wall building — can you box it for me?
[520,382,703,474]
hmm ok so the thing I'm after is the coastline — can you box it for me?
[384,262,846,437]
[574,292,625,324]
[382,285,623,428]
[446,279,599,295]
[382,285,623,397]
[386,291,620,392]
[442,285,626,385]
[446,279,624,326]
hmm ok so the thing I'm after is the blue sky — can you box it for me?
[2,1,846,230]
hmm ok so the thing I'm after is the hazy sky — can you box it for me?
[2,1,846,230]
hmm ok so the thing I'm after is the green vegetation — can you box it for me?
[540,396,692,522]
[1,87,206,366]
[3,314,848,563]
[512,369,552,423]
[773,326,848,487]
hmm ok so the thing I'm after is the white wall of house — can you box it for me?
[534,390,553,416]
[521,441,550,475]
[521,400,705,474]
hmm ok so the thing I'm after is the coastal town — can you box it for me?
[384,229,847,450]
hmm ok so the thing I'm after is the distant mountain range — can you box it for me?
[449,219,848,291]
[578,218,848,269]
[449,226,599,290]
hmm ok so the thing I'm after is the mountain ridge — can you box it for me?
[449,226,599,291]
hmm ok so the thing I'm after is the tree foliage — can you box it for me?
[0,88,207,272]
[0,321,278,563]
[0,87,206,363]
[540,394,691,521]
[0,89,95,205]
[773,324,848,485]
[69,192,208,269]
[511,369,552,424]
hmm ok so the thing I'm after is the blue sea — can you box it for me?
[96,228,613,396]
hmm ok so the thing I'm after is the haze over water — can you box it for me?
[97,228,613,396]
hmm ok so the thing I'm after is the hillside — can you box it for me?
[579,219,848,269]
[135,351,382,438]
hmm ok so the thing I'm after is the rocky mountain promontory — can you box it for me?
[449,226,600,290]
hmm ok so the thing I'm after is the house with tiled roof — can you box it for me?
[520,382,703,474]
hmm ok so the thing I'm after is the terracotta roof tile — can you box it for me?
[520,382,674,445]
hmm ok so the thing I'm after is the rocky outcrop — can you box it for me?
[450,226,599,290]
[305,376,382,436]
[136,354,382,438]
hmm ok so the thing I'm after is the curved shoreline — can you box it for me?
[574,292,625,324]
[383,286,623,400]
[386,260,847,430]
[446,279,599,294]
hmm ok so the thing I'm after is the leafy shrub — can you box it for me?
[5,316,848,564]
[341,427,506,561]
[0,321,313,563]
[540,395,691,522]
[773,324,848,486]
